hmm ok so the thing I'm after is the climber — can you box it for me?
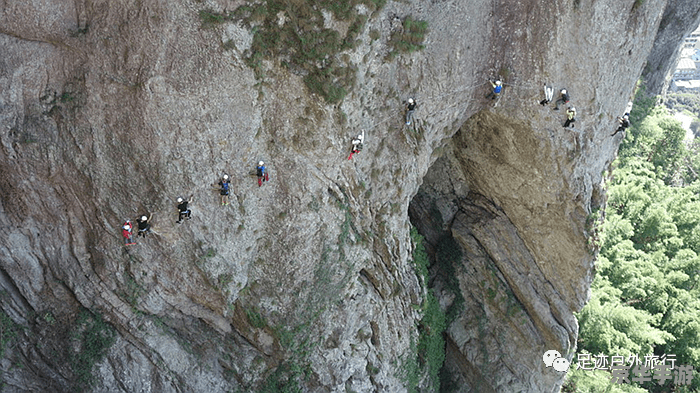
[563,106,577,128]
[257,161,269,187]
[405,98,417,125]
[218,174,231,205]
[554,89,570,110]
[176,196,193,223]
[122,220,135,245]
[611,113,630,136]
[348,130,365,160]
[136,214,152,238]
[485,78,503,100]
[539,84,554,106]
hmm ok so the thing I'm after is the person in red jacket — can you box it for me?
[122,220,135,245]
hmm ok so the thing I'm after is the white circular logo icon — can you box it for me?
[552,357,570,372]
[543,350,561,367]
[543,350,570,372]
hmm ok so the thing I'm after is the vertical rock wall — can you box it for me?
[0,0,688,391]
[643,0,700,95]
[410,0,675,391]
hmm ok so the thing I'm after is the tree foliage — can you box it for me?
[571,86,700,392]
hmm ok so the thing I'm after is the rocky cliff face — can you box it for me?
[643,0,700,95]
[0,0,687,392]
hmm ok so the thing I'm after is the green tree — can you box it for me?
[575,85,700,392]
[563,367,648,393]
[619,107,688,183]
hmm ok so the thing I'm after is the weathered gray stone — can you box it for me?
[643,0,700,96]
[0,0,694,392]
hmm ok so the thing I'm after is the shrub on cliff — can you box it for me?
[221,0,384,104]
[70,310,117,389]
[406,227,447,392]
[386,16,429,61]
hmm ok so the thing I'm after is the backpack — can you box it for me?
[222,181,229,191]
[257,166,264,177]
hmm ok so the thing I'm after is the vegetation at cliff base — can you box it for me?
[70,310,117,389]
[402,228,446,392]
[567,86,700,392]
[435,235,465,324]
[0,309,19,359]
[260,361,305,393]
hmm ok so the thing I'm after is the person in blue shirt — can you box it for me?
[218,174,231,205]
[486,79,502,100]
[257,161,269,187]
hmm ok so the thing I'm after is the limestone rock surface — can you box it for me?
[0,0,693,392]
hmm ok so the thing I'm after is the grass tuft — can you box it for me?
[387,16,428,61]
[246,308,268,329]
[198,10,233,28]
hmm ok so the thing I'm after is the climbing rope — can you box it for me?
[357,81,487,133]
